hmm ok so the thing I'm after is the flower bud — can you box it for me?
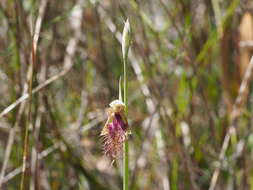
[122,19,131,61]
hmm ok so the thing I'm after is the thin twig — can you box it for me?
[209,55,253,190]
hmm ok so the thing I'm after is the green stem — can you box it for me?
[124,59,128,114]
[123,141,129,190]
[123,57,129,190]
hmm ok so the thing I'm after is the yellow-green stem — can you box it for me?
[123,57,128,190]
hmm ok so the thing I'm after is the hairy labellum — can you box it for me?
[101,100,129,158]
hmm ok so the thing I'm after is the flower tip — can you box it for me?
[125,19,130,29]
[122,19,131,60]
[109,99,125,108]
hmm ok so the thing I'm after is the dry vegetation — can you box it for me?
[1,0,253,189]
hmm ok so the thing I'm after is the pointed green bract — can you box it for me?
[122,19,131,62]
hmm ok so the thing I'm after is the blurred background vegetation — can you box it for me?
[1,0,253,189]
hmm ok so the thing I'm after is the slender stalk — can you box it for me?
[121,18,131,190]
[123,56,129,190]
[20,40,35,190]
[123,141,129,190]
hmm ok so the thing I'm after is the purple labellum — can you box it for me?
[114,113,127,131]
[102,113,127,158]
[108,122,122,137]
[101,101,129,159]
